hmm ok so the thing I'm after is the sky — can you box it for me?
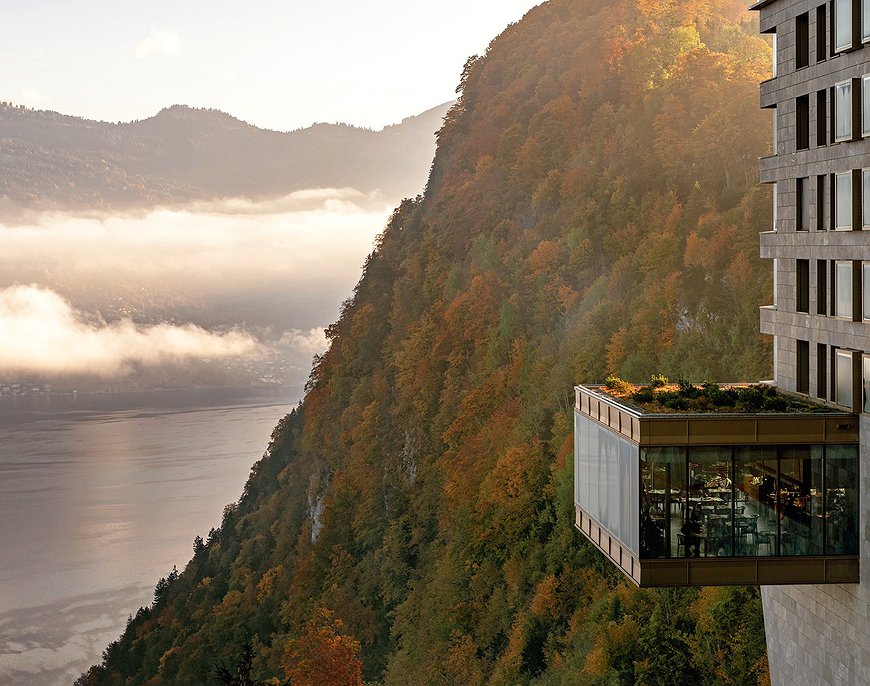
[1,0,541,132]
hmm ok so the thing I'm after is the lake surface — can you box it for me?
[0,388,300,685]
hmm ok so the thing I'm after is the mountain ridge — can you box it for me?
[0,101,452,214]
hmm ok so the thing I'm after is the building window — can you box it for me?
[817,174,827,229]
[797,95,810,150]
[864,262,870,320]
[864,170,870,228]
[835,0,854,52]
[817,90,828,146]
[835,81,852,142]
[818,260,828,315]
[835,260,853,318]
[797,259,810,312]
[864,76,870,137]
[818,343,828,399]
[865,0,870,41]
[817,5,828,61]
[835,172,853,230]
[864,355,870,411]
[797,340,810,393]
[826,444,859,554]
[835,349,854,408]
[797,177,810,230]
[797,13,810,68]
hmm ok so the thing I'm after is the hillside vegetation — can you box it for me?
[81,0,773,684]
[0,102,450,213]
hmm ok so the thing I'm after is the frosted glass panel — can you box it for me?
[864,263,870,320]
[836,261,852,318]
[864,355,870,411]
[864,171,870,227]
[574,411,640,555]
[864,77,870,136]
[836,0,853,51]
[864,0,870,40]
[836,173,852,230]
[836,82,852,140]
[836,350,853,408]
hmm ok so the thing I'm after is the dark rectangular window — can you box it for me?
[817,260,828,315]
[797,13,810,67]
[817,174,827,229]
[797,95,810,150]
[826,445,859,554]
[817,342,828,399]
[780,447,823,554]
[817,5,828,62]
[798,178,810,230]
[797,340,810,393]
[797,259,810,312]
[817,90,827,146]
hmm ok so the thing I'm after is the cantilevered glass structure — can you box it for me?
[574,385,859,586]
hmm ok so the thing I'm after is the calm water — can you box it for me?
[0,388,300,685]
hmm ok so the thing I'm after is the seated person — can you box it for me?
[681,507,703,557]
[641,516,665,558]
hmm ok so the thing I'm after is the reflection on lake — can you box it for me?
[0,388,299,685]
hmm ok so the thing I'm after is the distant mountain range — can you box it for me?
[0,101,452,213]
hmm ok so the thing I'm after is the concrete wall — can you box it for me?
[757,0,870,683]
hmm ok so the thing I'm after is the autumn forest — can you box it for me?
[80,0,774,684]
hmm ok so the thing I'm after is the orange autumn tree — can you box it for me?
[282,608,364,686]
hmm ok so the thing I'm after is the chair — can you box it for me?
[677,533,687,557]
[755,531,774,555]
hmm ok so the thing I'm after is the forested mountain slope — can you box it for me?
[81,0,773,683]
[0,101,450,212]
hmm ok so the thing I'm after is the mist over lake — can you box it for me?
[0,189,390,683]
[0,189,389,386]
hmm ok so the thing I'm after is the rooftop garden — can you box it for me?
[599,376,841,414]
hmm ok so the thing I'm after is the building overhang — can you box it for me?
[573,384,860,587]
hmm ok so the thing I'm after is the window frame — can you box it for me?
[864,354,870,412]
[834,260,853,319]
[863,76,870,137]
[835,0,854,52]
[835,348,854,409]
[835,171,853,230]
[834,80,853,143]
[863,261,870,321]
[798,177,810,230]
[864,169,870,229]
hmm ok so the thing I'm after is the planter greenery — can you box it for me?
[602,376,834,414]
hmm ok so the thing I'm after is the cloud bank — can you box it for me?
[0,286,258,376]
[0,189,389,379]
[0,188,388,296]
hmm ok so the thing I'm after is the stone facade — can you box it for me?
[753,0,870,683]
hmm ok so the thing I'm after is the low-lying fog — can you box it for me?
[0,188,392,385]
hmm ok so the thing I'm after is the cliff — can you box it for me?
[81,0,773,684]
